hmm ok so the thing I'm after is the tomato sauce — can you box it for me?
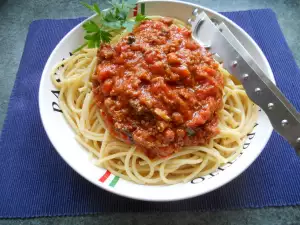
[93,18,224,158]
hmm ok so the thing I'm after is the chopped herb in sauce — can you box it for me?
[186,127,196,137]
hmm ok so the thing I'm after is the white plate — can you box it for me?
[39,0,273,201]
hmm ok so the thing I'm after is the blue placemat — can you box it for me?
[1,9,300,218]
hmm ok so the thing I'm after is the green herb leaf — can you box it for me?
[81,2,94,11]
[186,127,196,137]
[109,0,119,7]
[80,0,143,50]
[81,2,101,16]
[99,30,113,43]
[117,8,129,21]
[87,39,96,48]
[122,20,135,32]
[135,13,147,22]
[102,20,122,29]
[82,20,100,33]
[93,3,101,15]
[72,42,88,54]
[125,0,138,9]
[103,11,118,22]
[84,34,97,40]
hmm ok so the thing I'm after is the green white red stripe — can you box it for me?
[109,176,120,187]
[133,5,138,16]
[99,170,120,187]
[133,3,145,16]
[140,3,145,15]
[99,170,111,182]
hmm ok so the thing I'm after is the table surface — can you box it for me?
[1,0,300,224]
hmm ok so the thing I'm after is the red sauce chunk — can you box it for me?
[93,18,224,158]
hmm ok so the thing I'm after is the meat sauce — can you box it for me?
[93,18,224,158]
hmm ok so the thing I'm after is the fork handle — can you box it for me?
[217,22,300,154]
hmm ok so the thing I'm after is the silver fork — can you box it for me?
[188,10,300,155]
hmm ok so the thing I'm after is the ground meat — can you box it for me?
[93,18,224,158]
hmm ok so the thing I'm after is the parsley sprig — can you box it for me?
[83,21,112,48]
[74,0,147,52]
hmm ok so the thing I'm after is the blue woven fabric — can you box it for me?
[1,9,300,218]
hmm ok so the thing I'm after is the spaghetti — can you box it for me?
[51,17,258,185]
